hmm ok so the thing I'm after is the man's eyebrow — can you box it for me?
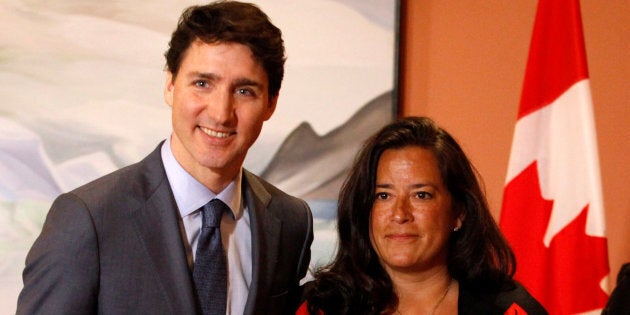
[187,71,220,81]
[233,78,264,88]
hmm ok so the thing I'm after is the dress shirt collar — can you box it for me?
[160,136,243,219]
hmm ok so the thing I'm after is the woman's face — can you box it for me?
[369,146,461,275]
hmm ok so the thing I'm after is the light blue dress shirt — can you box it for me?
[161,136,252,315]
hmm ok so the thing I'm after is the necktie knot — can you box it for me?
[202,199,228,228]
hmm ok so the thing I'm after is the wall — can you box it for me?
[398,0,630,290]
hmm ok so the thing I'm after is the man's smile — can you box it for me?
[200,126,234,138]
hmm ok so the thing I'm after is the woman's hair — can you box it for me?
[305,116,516,314]
[164,1,285,98]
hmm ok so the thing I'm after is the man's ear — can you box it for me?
[264,95,278,121]
[164,70,174,108]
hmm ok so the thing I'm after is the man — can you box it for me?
[16,1,313,314]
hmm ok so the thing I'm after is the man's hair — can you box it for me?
[164,1,286,98]
[304,116,517,314]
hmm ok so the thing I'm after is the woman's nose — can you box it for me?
[391,199,411,223]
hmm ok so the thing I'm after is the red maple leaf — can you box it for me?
[500,162,609,314]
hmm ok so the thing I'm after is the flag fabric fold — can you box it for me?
[499,0,609,314]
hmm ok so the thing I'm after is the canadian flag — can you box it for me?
[499,0,609,314]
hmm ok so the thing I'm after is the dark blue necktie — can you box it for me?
[193,199,228,315]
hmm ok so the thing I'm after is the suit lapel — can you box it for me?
[242,170,282,314]
[130,145,197,313]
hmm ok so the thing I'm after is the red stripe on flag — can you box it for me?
[518,0,589,118]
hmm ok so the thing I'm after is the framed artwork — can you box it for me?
[0,0,398,309]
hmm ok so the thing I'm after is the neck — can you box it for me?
[191,163,239,194]
[391,268,455,315]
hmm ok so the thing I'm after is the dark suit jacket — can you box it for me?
[17,143,313,314]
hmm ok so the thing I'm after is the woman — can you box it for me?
[299,117,546,314]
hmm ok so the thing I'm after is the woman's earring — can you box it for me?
[453,226,460,232]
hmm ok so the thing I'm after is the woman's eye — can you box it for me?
[416,192,432,199]
[375,192,389,200]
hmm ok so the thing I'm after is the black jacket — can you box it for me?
[458,281,548,315]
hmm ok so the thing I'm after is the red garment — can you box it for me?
[296,302,323,315]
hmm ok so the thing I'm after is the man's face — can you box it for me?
[165,40,276,186]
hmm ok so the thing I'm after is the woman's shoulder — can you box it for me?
[493,281,548,314]
[459,280,548,315]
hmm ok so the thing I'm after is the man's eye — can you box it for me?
[194,81,208,88]
[236,88,254,96]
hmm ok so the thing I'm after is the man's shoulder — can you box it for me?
[67,144,166,204]
[243,169,312,223]
[243,169,302,201]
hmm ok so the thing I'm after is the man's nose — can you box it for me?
[206,90,235,124]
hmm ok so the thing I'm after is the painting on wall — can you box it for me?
[0,0,398,311]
